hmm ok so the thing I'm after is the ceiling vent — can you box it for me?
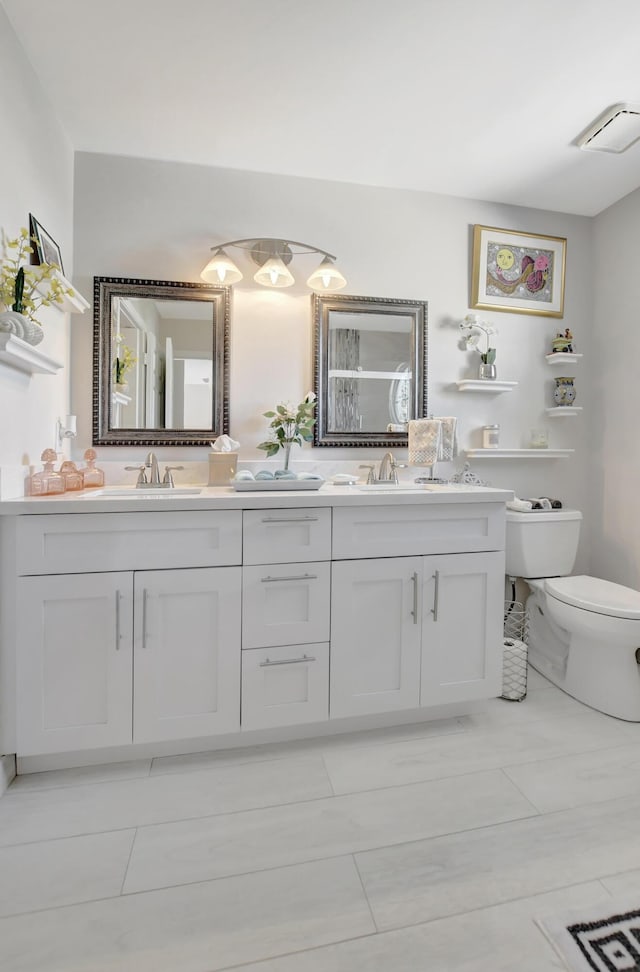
[578,103,640,153]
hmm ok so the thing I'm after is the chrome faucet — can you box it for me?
[378,452,395,483]
[145,452,161,486]
[124,453,184,489]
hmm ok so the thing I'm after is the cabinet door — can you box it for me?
[16,572,133,756]
[133,566,241,743]
[330,558,422,718]
[420,551,504,706]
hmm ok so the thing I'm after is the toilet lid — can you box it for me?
[545,575,640,620]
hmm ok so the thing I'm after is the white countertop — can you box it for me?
[0,483,514,515]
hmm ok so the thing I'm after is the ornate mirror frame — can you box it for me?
[312,293,428,447]
[93,277,231,446]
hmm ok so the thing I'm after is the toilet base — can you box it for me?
[526,589,640,722]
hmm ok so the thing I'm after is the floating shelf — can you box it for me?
[465,448,574,459]
[545,352,583,365]
[35,268,89,314]
[0,333,63,375]
[545,406,583,416]
[455,380,518,393]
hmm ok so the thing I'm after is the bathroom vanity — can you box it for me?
[0,485,511,771]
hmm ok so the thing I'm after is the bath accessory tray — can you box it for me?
[231,479,325,492]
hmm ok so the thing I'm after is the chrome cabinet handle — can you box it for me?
[261,573,318,583]
[259,654,316,667]
[115,591,122,650]
[431,570,440,621]
[411,571,419,624]
[142,590,152,647]
[260,516,319,523]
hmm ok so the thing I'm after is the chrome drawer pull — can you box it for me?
[261,573,318,583]
[431,570,440,621]
[259,654,316,667]
[260,516,319,523]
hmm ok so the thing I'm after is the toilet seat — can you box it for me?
[545,574,640,620]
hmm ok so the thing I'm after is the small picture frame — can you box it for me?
[471,225,566,318]
[29,214,64,274]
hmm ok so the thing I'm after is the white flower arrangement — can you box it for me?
[459,313,498,365]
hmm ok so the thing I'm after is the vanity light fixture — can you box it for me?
[577,103,640,153]
[200,238,347,291]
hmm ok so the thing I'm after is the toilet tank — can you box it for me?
[505,509,583,578]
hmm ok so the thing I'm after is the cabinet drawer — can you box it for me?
[241,643,329,730]
[242,561,330,648]
[243,508,331,565]
[332,503,505,559]
[16,511,242,575]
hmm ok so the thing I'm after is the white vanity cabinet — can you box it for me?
[13,511,242,756]
[2,492,509,767]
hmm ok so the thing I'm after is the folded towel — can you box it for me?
[433,416,458,461]
[527,497,563,510]
[408,419,442,467]
[255,470,274,480]
[507,498,533,512]
[274,470,297,480]
[233,470,254,481]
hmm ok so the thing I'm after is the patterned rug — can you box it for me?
[538,899,640,971]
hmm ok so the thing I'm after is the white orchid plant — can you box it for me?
[257,392,317,468]
[459,313,498,365]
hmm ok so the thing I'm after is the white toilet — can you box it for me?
[505,509,640,721]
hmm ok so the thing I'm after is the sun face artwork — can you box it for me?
[471,226,566,318]
[486,241,553,302]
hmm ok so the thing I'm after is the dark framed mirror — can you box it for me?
[93,277,231,446]
[312,293,428,447]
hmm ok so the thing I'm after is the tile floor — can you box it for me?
[2,668,640,971]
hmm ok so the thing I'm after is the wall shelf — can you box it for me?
[464,448,574,459]
[35,268,89,314]
[545,406,583,416]
[0,333,63,375]
[545,352,583,365]
[455,380,518,393]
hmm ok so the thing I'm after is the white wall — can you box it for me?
[72,152,593,561]
[0,6,74,482]
[591,186,640,588]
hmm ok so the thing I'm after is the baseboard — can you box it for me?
[16,700,485,774]
[0,754,16,796]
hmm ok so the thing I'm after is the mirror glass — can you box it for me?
[93,277,230,446]
[312,294,428,447]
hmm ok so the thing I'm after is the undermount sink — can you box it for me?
[85,487,202,498]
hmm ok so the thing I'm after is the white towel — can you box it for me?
[507,498,533,512]
[408,419,442,467]
[433,416,458,461]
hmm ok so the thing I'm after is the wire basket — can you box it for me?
[501,600,529,702]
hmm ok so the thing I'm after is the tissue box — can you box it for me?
[208,453,238,486]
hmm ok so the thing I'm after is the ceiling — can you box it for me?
[4,0,640,217]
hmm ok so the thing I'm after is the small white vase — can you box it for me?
[0,310,44,346]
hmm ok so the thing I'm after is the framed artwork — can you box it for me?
[471,225,566,318]
[29,214,64,274]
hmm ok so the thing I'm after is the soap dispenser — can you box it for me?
[59,460,83,491]
[81,448,105,489]
[27,449,65,496]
